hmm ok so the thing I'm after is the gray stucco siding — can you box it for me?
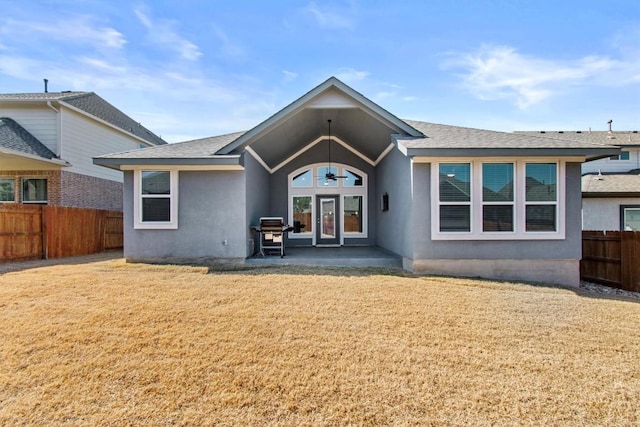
[375,147,414,258]
[244,153,271,256]
[411,162,583,260]
[123,170,247,260]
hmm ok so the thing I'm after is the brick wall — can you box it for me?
[0,170,62,205]
[0,170,122,211]
[60,170,123,211]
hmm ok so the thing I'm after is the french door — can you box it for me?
[316,195,340,246]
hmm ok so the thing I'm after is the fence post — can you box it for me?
[621,232,640,292]
[41,206,47,260]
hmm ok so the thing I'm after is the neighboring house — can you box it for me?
[94,77,616,286]
[0,91,167,210]
[516,129,640,231]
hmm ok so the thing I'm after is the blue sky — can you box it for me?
[1,0,638,143]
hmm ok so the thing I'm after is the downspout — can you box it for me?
[46,101,62,157]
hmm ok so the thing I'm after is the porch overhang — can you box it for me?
[93,155,243,171]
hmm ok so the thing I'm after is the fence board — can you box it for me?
[581,230,640,293]
[0,206,123,262]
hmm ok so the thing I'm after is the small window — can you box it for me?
[318,166,338,187]
[135,170,178,229]
[22,179,47,204]
[439,163,471,232]
[525,163,557,231]
[292,196,312,234]
[292,169,312,187]
[344,195,363,233]
[610,151,630,161]
[343,169,363,187]
[0,179,15,202]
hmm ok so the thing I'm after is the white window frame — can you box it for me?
[133,169,179,229]
[288,163,368,244]
[431,158,566,240]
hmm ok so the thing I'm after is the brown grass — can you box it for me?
[1,255,639,426]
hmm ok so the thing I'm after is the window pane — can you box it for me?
[439,164,471,202]
[483,205,513,232]
[344,196,363,233]
[440,205,471,232]
[526,205,556,231]
[292,170,312,187]
[621,151,630,160]
[318,166,337,187]
[0,179,15,202]
[483,163,513,201]
[142,198,171,222]
[22,179,47,202]
[526,164,556,202]
[623,208,640,231]
[293,196,312,233]
[142,171,170,195]
[343,170,363,187]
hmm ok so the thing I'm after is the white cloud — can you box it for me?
[335,69,370,83]
[134,7,202,61]
[211,26,245,58]
[0,16,126,49]
[304,1,356,30]
[442,45,633,109]
[282,70,298,83]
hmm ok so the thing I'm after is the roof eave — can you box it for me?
[93,156,242,171]
[583,192,640,198]
[405,147,619,159]
[0,147,70,166]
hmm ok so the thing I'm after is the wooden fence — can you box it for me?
[0,205,123,262]
[581,231,640,293]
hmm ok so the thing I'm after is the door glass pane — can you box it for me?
[526,205,556,231]
[440,205,471,232]
[623,208,640,231]
[483,205,514,232]
[293,196,312,233]
[440,164,471,202]
[321,199,335,238]
[344,196,362,233]
[526,164,556,201]
[483,163,513,201]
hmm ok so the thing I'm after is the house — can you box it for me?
[0,91,167,210]
[516,128,640,231]
[94,77,617,286]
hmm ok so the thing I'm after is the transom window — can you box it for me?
[432,159,564,240]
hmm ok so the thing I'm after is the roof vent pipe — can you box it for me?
[607,119,613,133]
[44,79,48,93]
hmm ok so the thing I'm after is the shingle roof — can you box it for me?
[582,170,640,195]
[516,130,640,147]
[97,131,246,159]
[0,117,59,160]
[0,92,167,146]
[401,120,619,150]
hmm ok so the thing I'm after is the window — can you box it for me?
[439,163,471,232]
[525,163,557,232]
[0,179,15,202]
[317,166,338,187]
[621,206,640,231]
[610,151,630,161]
[134,170,178,229]
[343,195,363,233]
[292,196,313,234]
[482,163,514,232]
[432,160,564,240]
[292,169,312,187]
[22,179,47,204]
[343,169,363,187]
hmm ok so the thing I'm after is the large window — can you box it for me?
[344,195,363,233]
[292,196,313,234]
[134,170,178,229]
[22,179,47,204]
[0,179,15,202]
[433,160,564,240]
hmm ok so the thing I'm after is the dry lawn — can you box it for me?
[1,255,639,426]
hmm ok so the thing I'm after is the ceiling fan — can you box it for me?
[320,119,347,182]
